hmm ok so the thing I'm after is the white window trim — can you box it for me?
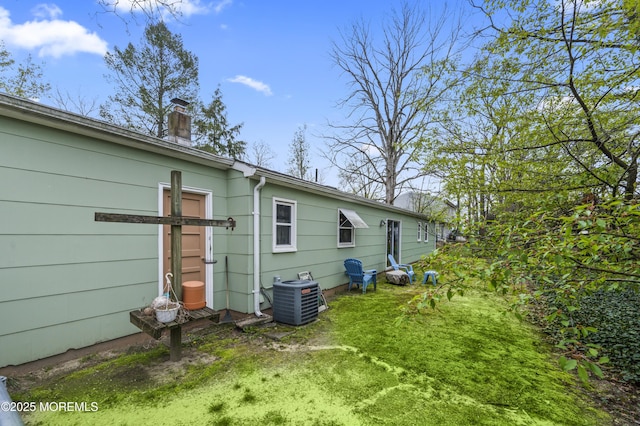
[272,197,297,252]
[338,209,356,248]
[417,222,422,242]
[424,222,429,242]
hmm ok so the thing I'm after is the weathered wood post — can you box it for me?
[169,170,182,361]
[170,171,183,301]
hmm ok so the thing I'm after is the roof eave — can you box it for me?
[248,166,431,220]
[0,94,234,170]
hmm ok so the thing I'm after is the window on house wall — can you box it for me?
[417,222,422,242]
[424,222,429,242]
[273,198,297,252]
[338,208,368,248]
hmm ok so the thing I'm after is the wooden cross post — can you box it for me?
[169,171,182,362]
[95,170,235,362]
[170,171,183,302]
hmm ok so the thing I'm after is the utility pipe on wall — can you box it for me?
[253,176,266,317]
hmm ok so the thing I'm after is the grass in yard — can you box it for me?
[19,280,609,425]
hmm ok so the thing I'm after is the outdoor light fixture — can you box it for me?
[380,219,386,227]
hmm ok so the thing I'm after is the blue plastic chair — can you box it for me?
[344,258,377,294]
[387,254,416,284]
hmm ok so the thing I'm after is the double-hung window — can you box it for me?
[417,222,422,242]
[424,222,429,242]
[273,198,297,252]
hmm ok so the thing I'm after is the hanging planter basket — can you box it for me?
[155,302,180,323]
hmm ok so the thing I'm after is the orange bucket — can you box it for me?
[182,281,205,310]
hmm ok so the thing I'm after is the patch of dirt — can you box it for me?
[587,376,640,425]
[144,349,220,386]
[4,348,128,396]
[109,364,150,386]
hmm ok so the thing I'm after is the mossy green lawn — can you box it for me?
[20,281,608,425]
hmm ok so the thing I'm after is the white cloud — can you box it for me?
[214,0,233,14]
[176,0,210,17]
[536,95,576,113]
[31,4,62,20]
[0,6,108,58]
[360,143,381,157]
[228,75,273,96]
[113,0,210,18]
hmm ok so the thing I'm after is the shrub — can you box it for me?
[570,290,640,384]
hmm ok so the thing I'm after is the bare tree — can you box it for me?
[325,2,461,204]
[338,150,385,200]
[51,87,100,116]
[247,140,276,168]
[405,177,444,212]
[96,0,185,25]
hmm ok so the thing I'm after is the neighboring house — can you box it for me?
[0,94,435,367]
[395,191,458,242]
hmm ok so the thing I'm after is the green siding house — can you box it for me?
[0,93,435,367]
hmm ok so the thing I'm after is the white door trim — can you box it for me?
[157,183,214,308]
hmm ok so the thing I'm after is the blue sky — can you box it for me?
[0,0,471,183]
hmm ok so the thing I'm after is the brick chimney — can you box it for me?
[167,98,191,146]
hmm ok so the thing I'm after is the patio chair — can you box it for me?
[387,254,416,283]
[344,258,377,294]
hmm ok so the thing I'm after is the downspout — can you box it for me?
[253,176,266,317]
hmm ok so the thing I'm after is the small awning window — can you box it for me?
[339,209,369,228]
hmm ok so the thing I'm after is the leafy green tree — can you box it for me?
[0,41,50,99]
[192,87,246,159]
[100,21,199,138]
[473,0,640,200]
[427,0,640,227]
[422,53,566,227]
